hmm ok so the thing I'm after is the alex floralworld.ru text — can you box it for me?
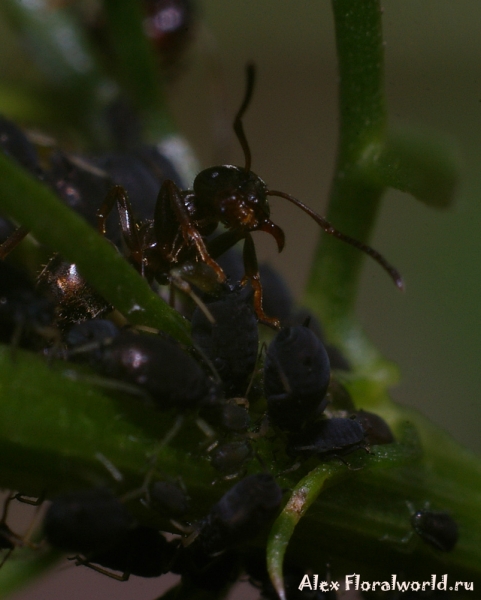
[298,574,474,593]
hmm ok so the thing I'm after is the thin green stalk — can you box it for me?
[305,0,386,324]
[103,0,175,140]
[303,0,390,376]
[303,1,458,375]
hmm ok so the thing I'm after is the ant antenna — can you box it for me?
[233,62,256,173]
[267,189,404,290]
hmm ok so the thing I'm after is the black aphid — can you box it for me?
[0,260,54,347]
[84,525,175,578]
[43,489,134,555]
[192,285,258,397]
[194,473,283,556]
[264,325,330,431]
[199,400,251,433]
[210,440,253,475]
[65,318,120,353]
[353,410,394,446]
[149,480,190,518]
[288,417,367,459]
[68,330,219,411]
[411,508,458,552]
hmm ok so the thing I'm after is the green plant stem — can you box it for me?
[102,0,174,140]
[302,0,393,378]
[305,0,386,330]
[303,1,458,376]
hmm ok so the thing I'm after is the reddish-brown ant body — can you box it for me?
[99,64,403,327]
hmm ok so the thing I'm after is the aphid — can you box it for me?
[353,410,394,446]
[287,417,367,460]
[193,473,283,556]
[264,325,330,432]
[199,399,250,433]
[191,284,258,397]
[77,524,175,579]
[410,508,458,552]
[43,489,135,555]
[0,259,54,347]
[67,329,219,411]
[48,151,114,238]
[98,64,403,327]
[324,379,355,413]
[173,475,281,591]
[65,318,120,351]
[45,488,175,579]
[210,440,253,476]
[48,145,183,243]
[149,480,190,517]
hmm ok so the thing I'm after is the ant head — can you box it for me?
[194,166,285,250]
[194,166,268,223]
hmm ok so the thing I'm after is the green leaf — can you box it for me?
[369,127,459,208]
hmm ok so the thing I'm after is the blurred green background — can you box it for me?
[167,0,481,454]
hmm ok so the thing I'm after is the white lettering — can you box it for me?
[345,574,359,591]
[437,575,447,591]
[298,574,312,591]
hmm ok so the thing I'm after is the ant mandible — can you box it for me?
[98,63,403,327]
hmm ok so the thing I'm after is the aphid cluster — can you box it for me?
[0,59,457,599]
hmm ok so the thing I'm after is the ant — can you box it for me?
[98,63,403,327]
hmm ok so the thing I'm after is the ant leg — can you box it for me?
[241,233,279,329]
[71,555,130,581]
[168,267,216,324]
[156,180,226,282]
[97,185,119,235]
[0,225,30,259]
[98,185,144,271]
